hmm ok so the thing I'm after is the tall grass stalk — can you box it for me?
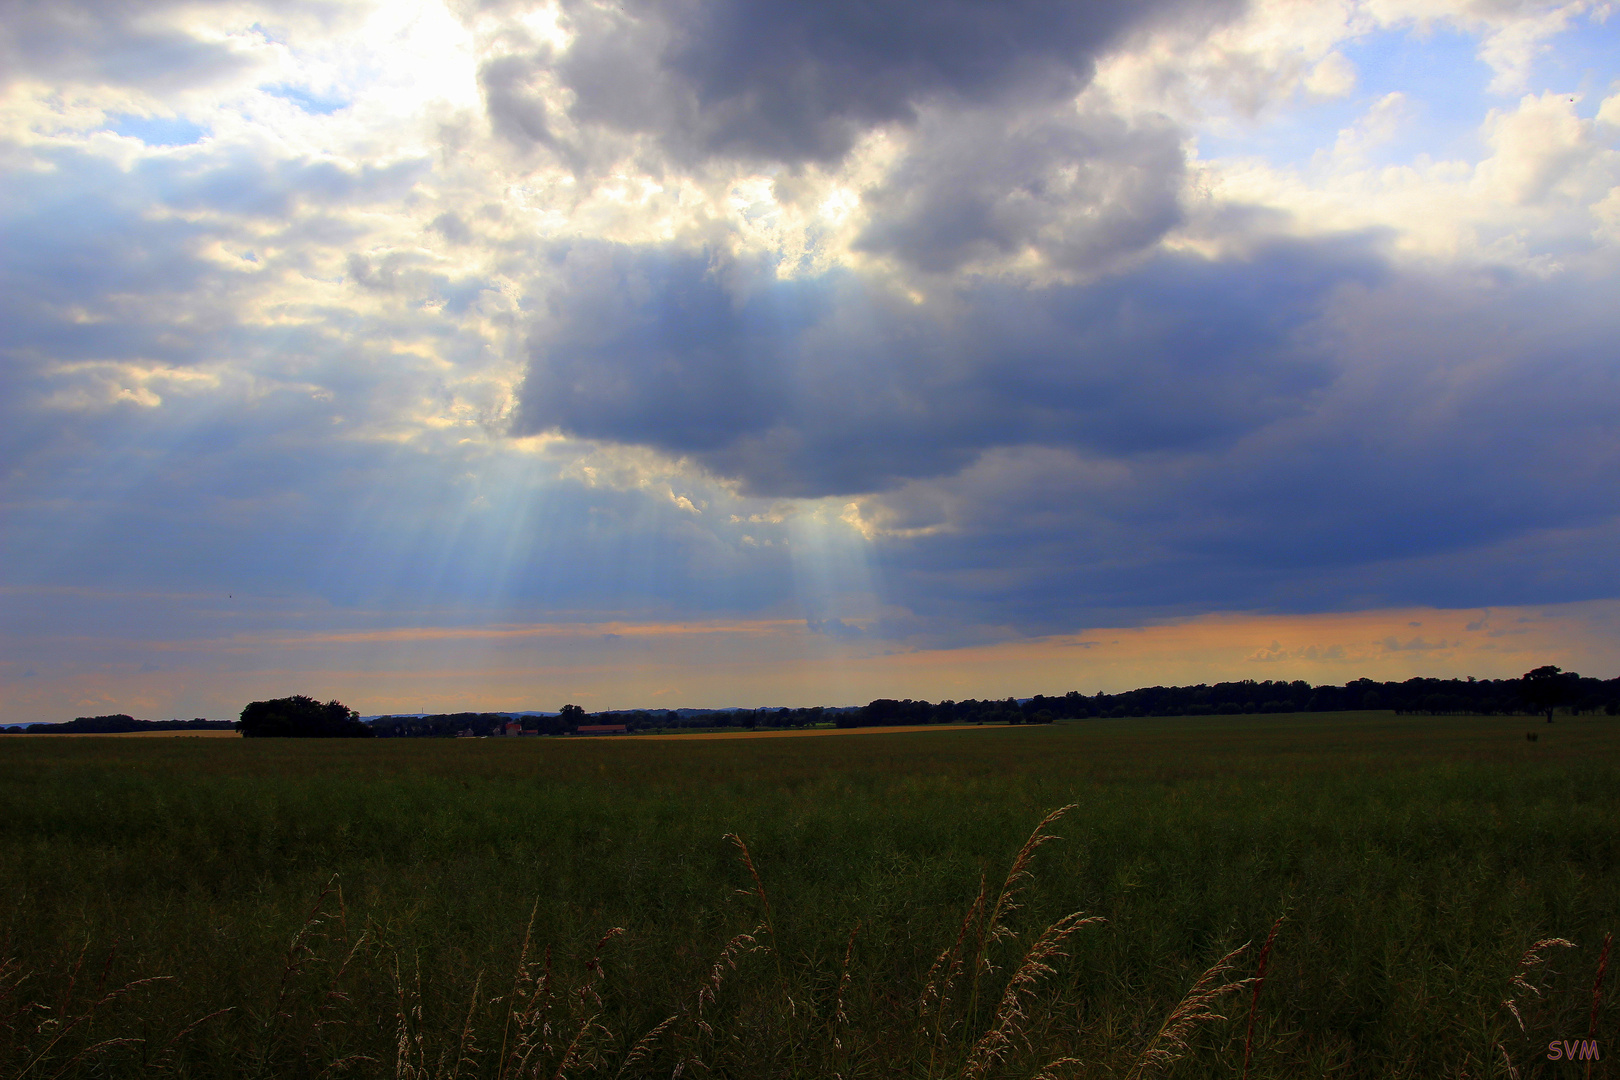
[959,910,1104,1080]
[965,804,1076,1035]
[1586,932,1610,1080]
[1240,915,1284,1080]
[1124,941,1250,1080]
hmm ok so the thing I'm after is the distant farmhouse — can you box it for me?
[575,723,628,736]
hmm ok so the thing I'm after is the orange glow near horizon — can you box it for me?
[4,600,1618,725]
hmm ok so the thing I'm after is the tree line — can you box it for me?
[0,714,235,735]
[6,668,1612,737]
[367,704,835,737]
[837,669,1618,727]
[364,668,1616,737]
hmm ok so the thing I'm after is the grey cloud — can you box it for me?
[151,153,428,218]
[479,49,569,149]
[431,212,473,245]
[478,0,1236,165]
[513,237,1372,497]
[0,136,763,623]
[512,235,1620,632]
[0,146,432,380]
[807,617,866,639]
[0,142,490,524]
[0,0,351,93]
[855,104,1186,275]
[0,0,242,91]
[853,270,1620,632]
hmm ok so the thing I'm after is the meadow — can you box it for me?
[1,713,1615,1079]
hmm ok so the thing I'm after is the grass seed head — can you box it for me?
[1126,940,1252,1080]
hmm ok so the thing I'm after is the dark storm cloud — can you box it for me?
[513,237,1375,496]
[854,103,1186,274]
[476,0,1236,165]
[857,270,1620,631]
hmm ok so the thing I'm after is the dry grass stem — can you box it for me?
[312,1052,379,1078]
[1501,938,1576,1035]
[498,901,542,1080]
[450,970,483,1080]
[548,1013,609,1080]
[150,1006,235,1072]
[391,952,424,1080]
[6,795,1614,1080]
[1587,932,1611,1080]
[12,944,172,1080]
[1588,931,1611,1038]
[613,1015,676,1080]
[697,927,762,1025]
[42,1035,144,1080]
[1241,915,1285,1080]
[961,910,1104,1080]
[724,834,776,942]
[1029,1055,1083,1080]
[502,940,557,1080]
[273,877,341,1021]
[579,928,624,1012]
[724,832,789,1007]
[920,873,987,1031]
[1125,941,1251,1080]
[835,921,859,1035]
[968,805,1077,1029]
[829,921,861,1079]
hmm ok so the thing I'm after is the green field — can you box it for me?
[2,713,1616,1078]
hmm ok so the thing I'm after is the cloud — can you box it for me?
[1304,51,1357,98]
[1199,85,1620,270]
[807,617,867,640]
[513,235,1371,496]
[838,262,1620,633]
[0,0,256,93]
[1477,90,1616,208]
[853,100,1186,276]
[3,0,1620,726]
[473,0,1237,167]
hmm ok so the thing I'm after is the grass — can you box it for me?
[0,712,1616,1077]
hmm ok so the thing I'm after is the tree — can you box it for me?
[237,695,373,738]
[1521,666,1576,724]
[559,704,585,732]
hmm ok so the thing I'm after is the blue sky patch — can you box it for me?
[110,115,207,147]
[264,84,351,115]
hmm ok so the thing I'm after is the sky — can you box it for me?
[3,0,1620,722]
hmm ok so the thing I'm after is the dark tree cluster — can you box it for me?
[236,696,373,738]
[371,713,539,738]
[615,706,830,731]
[836,697,1042,727]
[1078,673,1617,720]
[1,715,233,734]
[370,705,835,737]
[831,671,1620,728]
